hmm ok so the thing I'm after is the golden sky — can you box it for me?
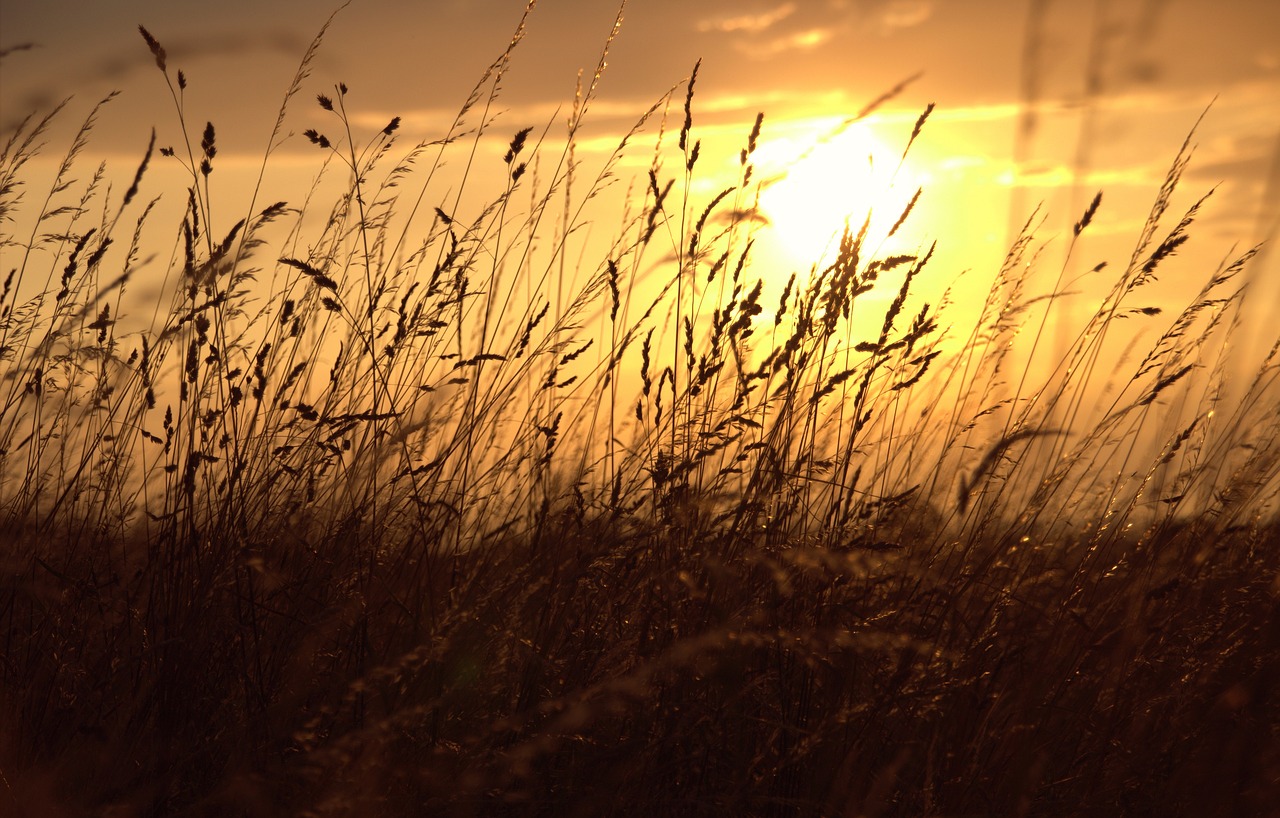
[3,0,1279,351]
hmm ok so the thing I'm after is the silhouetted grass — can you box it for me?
[1,8,1277,818]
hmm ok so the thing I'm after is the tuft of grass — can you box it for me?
[1,6,1277,818]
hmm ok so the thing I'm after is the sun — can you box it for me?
[755,119,919,270]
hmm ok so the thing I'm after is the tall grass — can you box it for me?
[2,7,1277,817]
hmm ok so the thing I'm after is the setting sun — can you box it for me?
[756,118,920,269]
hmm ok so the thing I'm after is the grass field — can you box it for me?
[2,9,1277,817]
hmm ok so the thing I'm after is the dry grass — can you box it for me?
[1,7,1277,818]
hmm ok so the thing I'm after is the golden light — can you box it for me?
[756,118,920,271]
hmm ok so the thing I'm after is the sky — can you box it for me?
[3,0,1279,364]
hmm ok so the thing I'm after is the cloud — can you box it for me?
[878,0,933,32]
[750,27,836,57]
[347,95,675,138]
[1187,132,1280,187]
[696,3,796,34]
[694,2,834,58]
[707,0,933,60]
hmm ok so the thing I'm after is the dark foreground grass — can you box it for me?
[2,7,1278,817]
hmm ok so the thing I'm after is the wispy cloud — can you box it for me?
[710,0,934,60]
[696,3,797,34]
[347,97,667,137]
[748,26,837,57]
[878,0,934,32]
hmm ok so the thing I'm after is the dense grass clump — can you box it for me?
[2,8,1277,817]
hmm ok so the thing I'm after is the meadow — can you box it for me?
[1,7,1277,817]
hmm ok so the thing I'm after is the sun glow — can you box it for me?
[756,119,921,271]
